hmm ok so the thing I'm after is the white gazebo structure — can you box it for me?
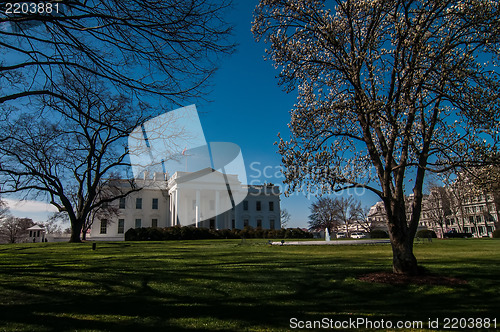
[27,225,46,243]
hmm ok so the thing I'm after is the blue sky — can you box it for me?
[195,0,381,227]
[5,0,381,227]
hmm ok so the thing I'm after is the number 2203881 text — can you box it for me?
[5,2,60,15]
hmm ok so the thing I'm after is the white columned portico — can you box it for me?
[234,202,240,229]
[169,193,173,226]
[174,190,178,226]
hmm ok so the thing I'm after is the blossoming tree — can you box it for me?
[253,0,500,274]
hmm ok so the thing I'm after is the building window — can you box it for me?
[244,219,249,227]
[100,219,107,234]
[243,200,248,211]
[136,198,142,209]
[270,219,275,230]
[152,218,158,228]
[256,201,261,211]
[152,198,158,210]
[232,219,235,229]
[269,201,274,211]
[135,218,142,228]
[118,219,125,234]
[257,219,262,228]
[119,197,126,209]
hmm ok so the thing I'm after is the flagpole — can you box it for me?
[181,147,188,172]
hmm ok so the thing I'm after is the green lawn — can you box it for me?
[0,239,498,331]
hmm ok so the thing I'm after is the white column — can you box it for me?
[174,190,178,226]
[215,190,220,230]
[169,193,173,227]
[234,203,239,229]
[195,190,200,228]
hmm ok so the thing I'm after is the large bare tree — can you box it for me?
[0,217,34,244]
[1,1,234,242]
[308,197,341,232]
[253,0,500,274]
[280,209,291,228]
[425,186,452,236]
[0,72,163,242]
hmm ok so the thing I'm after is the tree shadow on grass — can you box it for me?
[0,243,498,331]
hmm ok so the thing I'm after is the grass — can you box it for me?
[0,239,498,331]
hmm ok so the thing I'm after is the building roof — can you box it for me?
[27,225,45,231]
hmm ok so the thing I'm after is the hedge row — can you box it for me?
[369,230,389,238]
[125,226,313,241]
[416,229,438,238]
[369,229,437,239]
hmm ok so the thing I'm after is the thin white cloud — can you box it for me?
[4,198,58,214]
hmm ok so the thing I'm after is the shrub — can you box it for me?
[180,226,195,240]
[370,230,389,239]
[218,229,234,239]
[239,226,254,239]
[284,227,312,239]
[124,226,313,241]
[124,228,137,241]
[416,229,437,239]
[148,227,163,241]
[492,229,500,238]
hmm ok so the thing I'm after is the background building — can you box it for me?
[368,186,499,238]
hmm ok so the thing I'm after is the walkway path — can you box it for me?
[271,239,391,246]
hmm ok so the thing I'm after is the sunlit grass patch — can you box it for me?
[0,239,498,331]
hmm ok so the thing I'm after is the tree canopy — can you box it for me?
[0,71,151,242]
[308,196,366,233]
[1,0,234,106]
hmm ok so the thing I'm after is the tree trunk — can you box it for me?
[390,236,418,275]
[69,219,83,243]
[386,201,419,275]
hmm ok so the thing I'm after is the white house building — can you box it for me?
[90,168,281,240]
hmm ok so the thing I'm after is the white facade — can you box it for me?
[90,169,281,240]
